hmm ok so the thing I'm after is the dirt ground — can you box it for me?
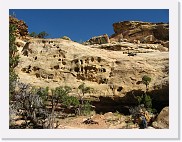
[51,112,139,129]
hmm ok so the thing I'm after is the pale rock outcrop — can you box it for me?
[83,34,110,45]
[110,21,169,44]
[15,38,169,107]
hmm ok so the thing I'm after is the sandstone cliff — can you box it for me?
[11,17,169,111]
[110,21,169,47]
[15,38,169,110]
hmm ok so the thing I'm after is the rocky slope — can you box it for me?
[15,38,169,111]
[12,17,169,113]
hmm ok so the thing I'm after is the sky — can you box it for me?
[9,9,169,42]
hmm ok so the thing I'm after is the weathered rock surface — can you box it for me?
[89,42,168,52]
[83,34,110,45]
[15,37,169,108]
[152,107,169,129]
[9,16,29,40]
[111,21,169,45]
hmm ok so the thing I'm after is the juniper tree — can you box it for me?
[142,75,151,92]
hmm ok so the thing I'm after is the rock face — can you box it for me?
[111,21,169,45]
[15,38,169,109]
[83,34,110,45]
[11,16,168,112]
[152,107,169,129]
[9,16,29,39]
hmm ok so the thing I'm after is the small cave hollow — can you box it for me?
[35,73,40,78]
[54,65,59,69]
[81,66,84,72]
[77,74,85,81]
[100,68,106,72]
[53,55,56,58]
[74,59,79,64]
[42,40,46,43]
[41,74,47,79]
[99,78,108,84]
[91,57,94,62]
[28,65,31,69]
[97,57,101,63]
[58,59,61,61]
[80,60,83,64]
[34,56,37,60]
[48,74,54,79]
[117,86,123,92]
[62,61,66,65]
[74,67,80,72]
[21,68,26,72]
[33,66,40,71]
[85,58,89,64]
[115,60,121,64]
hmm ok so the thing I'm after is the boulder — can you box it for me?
[152,107,169,129]
[83,34,110,45]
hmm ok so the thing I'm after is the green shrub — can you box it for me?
[9,24,19,98]
[80,100,92,116]
[29,32,37,37]
[63,95,80,108]
[142,94,152,109]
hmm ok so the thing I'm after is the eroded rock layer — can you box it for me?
[111,21,169,46]
[15,38,169,108]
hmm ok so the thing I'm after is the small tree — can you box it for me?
[11,83,48,128]
[29,32,37,38]
[78,83,93,96]
[51,86,71,112]
[142,75,152,109]
[37,31,49,38]
[77,83,93,115]
[142,75,151,92]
